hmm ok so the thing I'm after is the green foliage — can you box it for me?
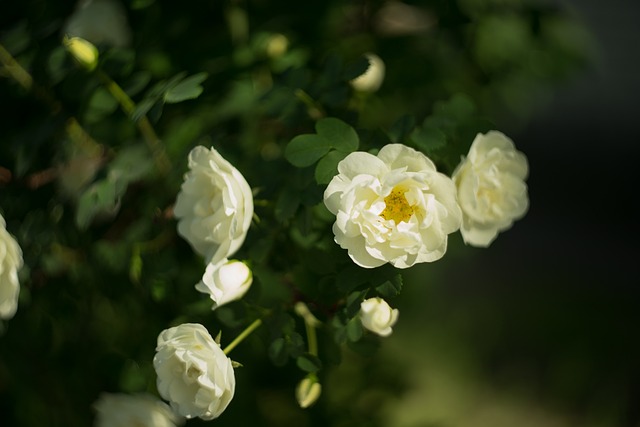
[0,0,596,426]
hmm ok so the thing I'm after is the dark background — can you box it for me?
[398,0,640,425]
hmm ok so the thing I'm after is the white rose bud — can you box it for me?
[153,323,235,420]
[296,377,321,408]
[93,393,184,427]
[63,36,99,71]
[452,131,529,247]
[350,53,385,93]
[0,214,23,320]
[324,144,462,268]
[359,297,399,337]
[195,259,252,310]
[174,146,254,265]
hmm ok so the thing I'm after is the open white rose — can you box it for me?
[359,297,398,337]
[0,214,23,320]
[174,146,254,265]
[195,259,253,310]
[452,131,529,247]
[153,323,235,420]
[324,144,462,268]
[93,393,183,427]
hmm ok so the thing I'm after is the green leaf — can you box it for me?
[268,338,288,366]
[85,88,118,123]
[433,93,476,121]
[296,353,323,373]
[123,72,152,96]
[275,188,301,223]
[346,317,363,342]
[129,246,142,284]
[375,274,403,298]
[315,117,359,153]
[75,179,120,230]
[314,150,348,184]
[108,144,154,182]
[335,266,370,293]
[411,125,447,155]
[285,134,332,167]
[163,72,208,103]
[346,290,367,317]
[388,114,416,144]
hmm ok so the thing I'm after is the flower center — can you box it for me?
[380,188,414,223]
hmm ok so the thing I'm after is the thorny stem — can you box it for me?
[96,70,171,174]
[223,318,263,355]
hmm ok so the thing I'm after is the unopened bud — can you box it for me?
[296,377,321,409]
[63,36,99,71]
[350,53,385,93]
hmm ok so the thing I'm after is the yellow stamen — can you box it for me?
[380,188,415,223]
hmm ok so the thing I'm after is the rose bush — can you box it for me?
[359,297,399,337]
[452,131,529,247]
[0,214,23,320]
[93,393,183,427]
[195,259,253,310]
[153,323,235,420]
[324,144,462,268]
[174,146,254,265]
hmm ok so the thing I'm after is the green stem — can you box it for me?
[294,89,325,120]
[96,70,171,174]
[305,320,318,356]
[223,318,262,355]
[0,43,33,90]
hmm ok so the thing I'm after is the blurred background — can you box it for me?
[1,0,638,426]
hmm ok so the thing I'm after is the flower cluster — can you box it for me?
[152,128,528,420]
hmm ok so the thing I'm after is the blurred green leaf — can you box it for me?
[315,117,359,153]
[346,316,363,342]
[388,114,416,144]
[314,150,348,184]
[411,125,447,156]
[297,353,322,373]
[375,274,403,298]
[285,134,332,167]
[164,72,208,103]
[286,117,358,168]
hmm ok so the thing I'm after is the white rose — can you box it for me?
[452,131,529,247]
[324,144,462,268]
[359,297,399,337]
[0,214,23,320]
[195,259,253,310]
[153,323,235,420]
[174,146,254,265]
[93,393,184,427]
